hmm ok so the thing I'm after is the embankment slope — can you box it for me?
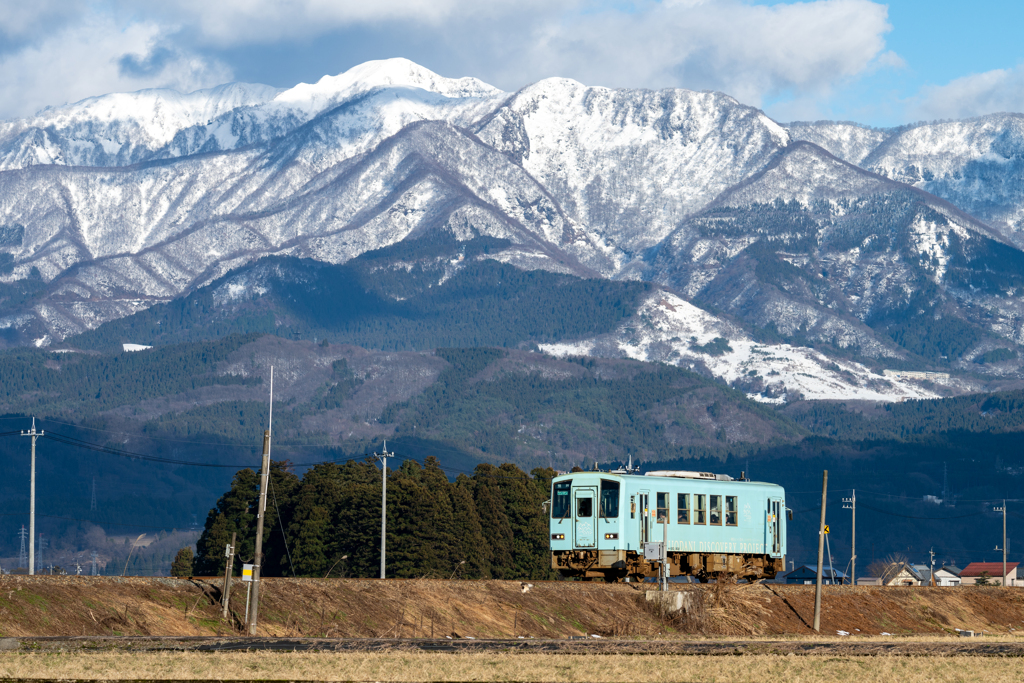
[0,576,1022,638]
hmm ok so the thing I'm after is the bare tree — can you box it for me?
[866,553,910,585]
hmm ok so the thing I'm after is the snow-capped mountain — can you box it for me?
[790,114,1024,247]
[0,59,502,170]
[646,141,1024,369]
[1,58,1023,393]
[475,81,789,269]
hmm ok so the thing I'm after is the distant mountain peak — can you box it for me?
[274,58,504,111]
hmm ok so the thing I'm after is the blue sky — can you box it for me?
[0,1,1021,126]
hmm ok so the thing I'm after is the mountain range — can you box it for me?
[3,62,1024,569]
[1,58,1024,402]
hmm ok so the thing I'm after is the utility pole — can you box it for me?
[813,470,828,633]
[994,500,1007,586]
[842,490,856,585]
[247,366,273,635]
[942,463,948,503]
[247,430,271,635]
[661,510,669,591]
[929,547,936,586]
[374,441,394,580]
[222,532,236,620]
[21,417,42,575]
[91,477,97,512]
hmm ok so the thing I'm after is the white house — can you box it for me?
[911,564,961,586]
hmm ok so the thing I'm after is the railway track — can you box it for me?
[6,636,1024,656]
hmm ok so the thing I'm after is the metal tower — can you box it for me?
[17,525,28,569]
[36,534,47,570]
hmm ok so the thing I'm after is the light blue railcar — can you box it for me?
[549,468,787,582]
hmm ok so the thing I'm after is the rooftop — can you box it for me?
[960,562,1018,577]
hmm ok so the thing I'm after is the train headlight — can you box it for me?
[604,533,618,540]
[551,533,565,540]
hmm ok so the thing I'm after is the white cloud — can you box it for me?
[145,0,565,45]
[0,17,232,119]
[496,0,894,107]
[0,0,898,120]
[910,65,1024,121]
[0,0,83,40]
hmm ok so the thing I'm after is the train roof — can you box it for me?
[552,469,783,488]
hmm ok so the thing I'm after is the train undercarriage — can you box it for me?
[552,549,784,583]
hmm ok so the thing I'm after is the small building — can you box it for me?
[884,565,923,586]
[782,564,848,585]
[959,562,1019,586]
[936,566,962,586]
[911,564,962,586]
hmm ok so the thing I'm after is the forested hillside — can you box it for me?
[69,235,651,353]
[194,458,555,580]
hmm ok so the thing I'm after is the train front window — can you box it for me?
[694,494,706,525]
[577,496,593,518]
[710,495,722,525]
[552,481,571,520]
[677,493,689,524]
[600,479,620,518]
[656,492,668,522]
[725,496,738,526]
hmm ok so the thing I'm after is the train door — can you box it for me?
[573,486,597,548]
[768,497,782,557]
[638,491,650,544]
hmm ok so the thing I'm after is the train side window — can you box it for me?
[677,493,689,524]
[694,494,706,525]
[552,481,571,520]
[725,496,738,526]
[656,492,668,523]
[600,479,620,518]
[709,495,722,525]
[630,496,635,519]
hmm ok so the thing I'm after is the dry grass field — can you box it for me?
[2,650,1023,683]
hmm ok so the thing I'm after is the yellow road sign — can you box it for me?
[824,525,830,534]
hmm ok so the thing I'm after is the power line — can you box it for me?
[856,502,986,521]
[36,417,334,449]
[0,512,200,530]
[38,431,375,469]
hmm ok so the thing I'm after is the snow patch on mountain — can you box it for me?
[540,292,937,402]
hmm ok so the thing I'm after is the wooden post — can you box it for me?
[248,430,271,635]
[813,470,828,632]
[222,532,236,620]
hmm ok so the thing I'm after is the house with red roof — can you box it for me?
[959,562,1018,586]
